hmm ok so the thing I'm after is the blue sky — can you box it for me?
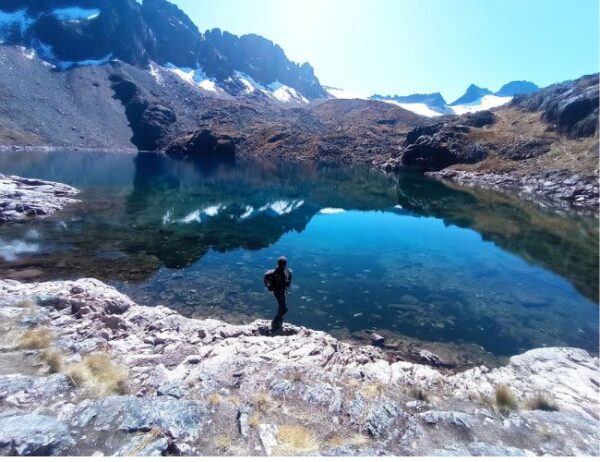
[171,0,599,101]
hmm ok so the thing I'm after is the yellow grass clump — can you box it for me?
[207,393,222,405]
[274,426,319,456]
[69,353,128,396]
[527,393,559,412]
[362,381,386,398]
[326,433,369,448]
[254,392,275,412]
[214,435,232,451]
[495,384,518,410]
[41,349,64,373]
[248,413,261,429]
[18,328,53,350]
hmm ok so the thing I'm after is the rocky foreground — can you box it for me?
[0,278,597,456]
[0,175,79,223]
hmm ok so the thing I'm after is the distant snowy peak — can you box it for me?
[450,84,493,106]
[495,80,539,97]
[371,92,447,109]
[370,92,450,117]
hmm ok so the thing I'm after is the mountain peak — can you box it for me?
[450,84,492,106]
[495,80,539,97]
[0,0,326,100]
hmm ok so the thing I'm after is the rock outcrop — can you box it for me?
[0,278,597,456]
[0,175,79,222]
[511,74,599,138]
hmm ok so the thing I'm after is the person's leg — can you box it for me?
[271,292,287,332]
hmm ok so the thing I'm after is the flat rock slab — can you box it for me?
[0,414,75,456]
[70,395,210,439]
[0,174,79,222]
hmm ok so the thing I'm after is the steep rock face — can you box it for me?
[199,30,326,99]
[140,0,203,69]
[511,74,599,138]
[109,74,177,151]
[450,84,493,106]
[0,0,325,100]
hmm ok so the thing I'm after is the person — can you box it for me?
[264,256,293,333]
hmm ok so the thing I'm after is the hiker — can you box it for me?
[264,256,293,332]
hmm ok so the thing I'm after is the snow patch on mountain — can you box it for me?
[52,7,101,22]
[164,63,220,93]
[267,81,309,104]
[449,95,513,115]
[324,86,368,100]
[381,100,443,117]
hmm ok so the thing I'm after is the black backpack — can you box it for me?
[263,270,276,292]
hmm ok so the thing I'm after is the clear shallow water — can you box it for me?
[0,151,597,357]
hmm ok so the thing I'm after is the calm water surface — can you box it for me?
[0,151,597,358]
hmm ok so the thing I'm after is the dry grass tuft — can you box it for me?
[214,435,232,451]
[248,413,261,429]
[327,433,370,448]
[527,393,559,412]
[347,378,361,389]
[495,384,518,410]
[362,381,386,398]
[16,299,37,309]
[18,328,52,350]
[254,392,275,412]
[284,369,304,383]
[40,349,64,373]
[127,428,165,456]
[207,393,222,405]
[539,424,553,441]
[274,426,319,456]
[409,387,429,402]
[69,353,128,396]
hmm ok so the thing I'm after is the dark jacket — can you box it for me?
[264,268,293,293]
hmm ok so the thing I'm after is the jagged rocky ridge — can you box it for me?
[0,278,598,456]
[0,0,326,100]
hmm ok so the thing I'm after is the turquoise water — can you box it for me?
[0,151,597,357]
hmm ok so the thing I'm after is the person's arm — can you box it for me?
[286,269,293,288]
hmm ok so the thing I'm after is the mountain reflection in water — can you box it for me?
[0,151,597,357]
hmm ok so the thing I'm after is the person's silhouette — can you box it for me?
[264,256,293,333]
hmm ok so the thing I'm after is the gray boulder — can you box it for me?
[71,396,209,439]
[0,414,75,456]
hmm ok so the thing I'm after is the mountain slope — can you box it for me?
[0,0,326,101]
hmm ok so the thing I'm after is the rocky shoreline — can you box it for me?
[427,169,599,216]
[0,278,597,456]
[0,175,80,223]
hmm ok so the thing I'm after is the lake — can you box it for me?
[0,151,597,359]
